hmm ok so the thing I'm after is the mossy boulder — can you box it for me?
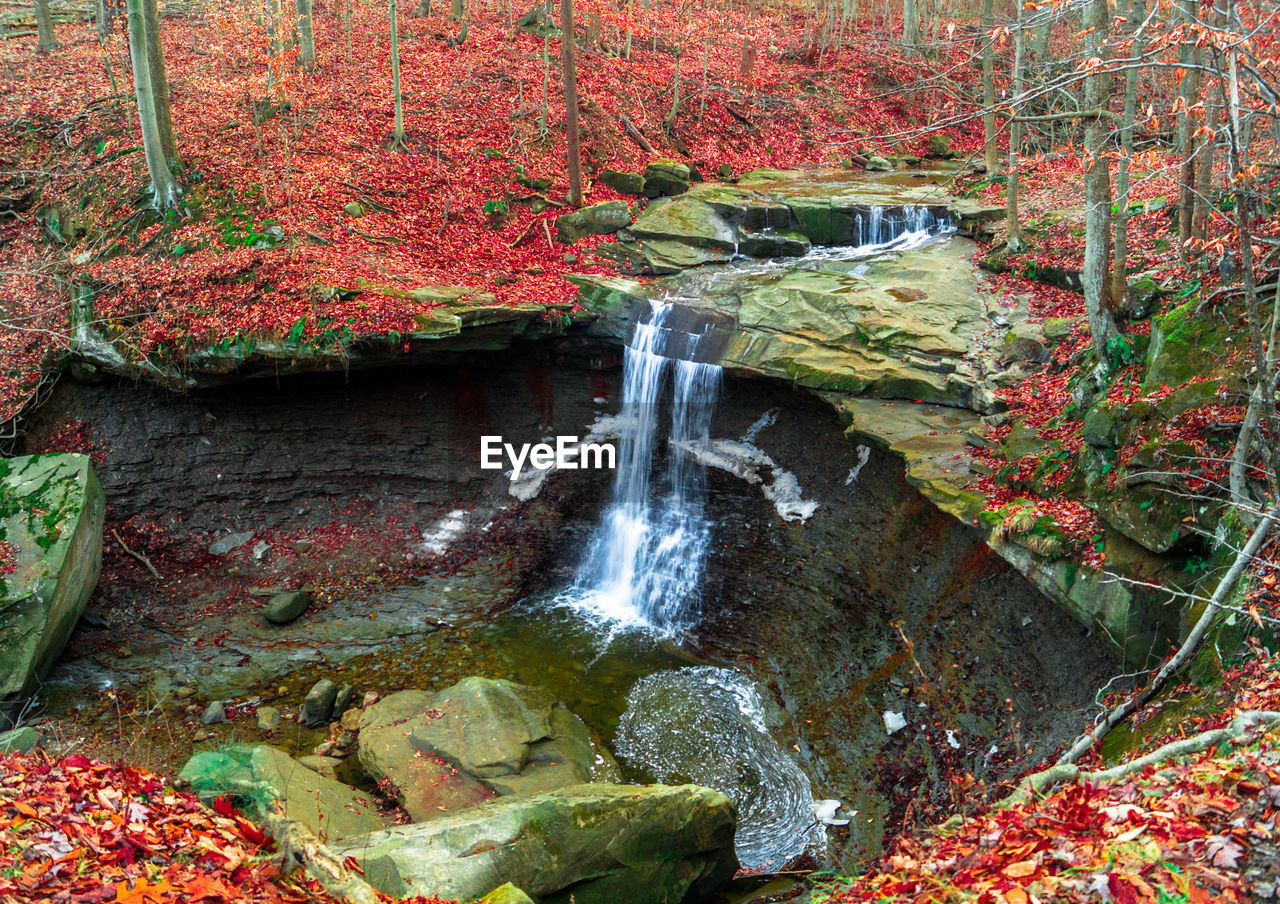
[600,170,646,195]
[1120,274,1165,321]
[926,133,952,157]
[333,783,738,904]
[1082,401,1122,448]
[737,228,810,258]
[1143,300,1236,392]
[179,745,383,842]
[0,455,104,709]
[643,160,691,197]
[628,197,737,251]
[556,201,632,244]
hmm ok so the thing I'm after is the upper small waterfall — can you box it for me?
[561,302,723,634]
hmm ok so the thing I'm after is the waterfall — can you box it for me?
[853,204,947,246]
[560,303,722,634]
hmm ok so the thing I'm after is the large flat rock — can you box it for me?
[0,454,104,707]
[333,783,738,904]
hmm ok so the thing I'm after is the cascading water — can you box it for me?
[559,302,723,634]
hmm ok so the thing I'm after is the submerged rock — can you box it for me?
[201,701,226,725]
[333,783,738,904]
[0,454,105,709]
[357,678,596,822]
[179,745,382,842]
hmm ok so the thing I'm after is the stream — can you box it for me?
[24,193,1117,873]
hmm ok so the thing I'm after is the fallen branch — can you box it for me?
[542,218,555,249]
[347,225,403,245]
[438,197,450,235]
[261,809,381,904]
[111,530,163,580]
[1056,511,1276,767]
[1004,710,1280,806]
[507,216,541,248]
[619,113,657,154]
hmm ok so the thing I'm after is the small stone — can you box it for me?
[302,679,339,727]
[883,710,907,735]
[314,740,337,757]
[563,253,578,264]
[334,731,357,749]
[252,540,272,562]
[340,708,362,731]
[257,706,281,732]
[263,590,311,625]
[343,201,365,217]
[361,690,381,709]
[175,685,196,699]
[209,531,254,556]
[201,701,226,725]
[717,164,734,179]
[293,539,314,554]
[0,727,41,754]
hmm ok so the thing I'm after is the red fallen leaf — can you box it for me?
[114,877,175,904]
[181,873,231,901]
[75,884,120,903]
[211,795,237,818]
[1108,873,1142,904]
[62,754,92,769]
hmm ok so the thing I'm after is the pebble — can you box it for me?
[201,701,226,725]
[301,679,338,727]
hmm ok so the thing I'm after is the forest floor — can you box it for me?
[7,5,1280,904]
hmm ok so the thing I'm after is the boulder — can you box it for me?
[556,201,632,244]
[263,590,310,624]
[357,689,495,820]
[1120,274,1164,321]
[302,678,338,727]
[0,455,105,708]
[925,133,953,158]
[357,678,596,821]
[628,197,737,252]
[333,783,738,904]
[865,155,893,172]
[0,726,40,753]
[997,322,1050,366]
[737,228,810,259]
[600,170,646,195]
[179,745,383,842]
[478,883,536,904]
[643,160,691,197]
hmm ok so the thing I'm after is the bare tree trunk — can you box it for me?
[297,0,316,69]
[560,0,582,207]
[902,0,918,49]
[1110,0,1144,306]
[538,25,550,131]
[126,0,181,208]
[142,0,178,168]
[390,0,406,149]
[1192,99,1219,244]
[35,0,56,52]
[665,49,682,128]
[450,0,465,20]
[1005,0,1024,248]
[1082,0,1119,360]
[1031,5,1051,61]
[1176,0,1201,261]
[981,0,997,173]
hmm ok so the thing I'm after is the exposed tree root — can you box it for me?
[261,809,382,904]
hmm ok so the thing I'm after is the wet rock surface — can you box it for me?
[333,783,738,904]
